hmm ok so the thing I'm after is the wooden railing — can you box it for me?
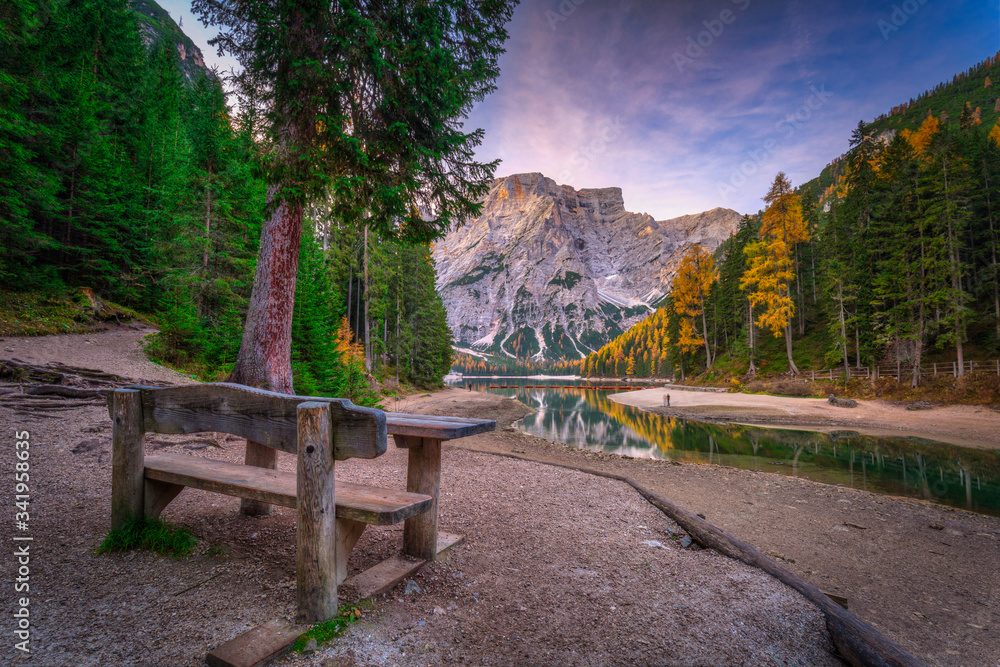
[804,360,1000,381]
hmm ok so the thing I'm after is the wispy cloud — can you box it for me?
[164,0,998,219]
[468,0,997,218]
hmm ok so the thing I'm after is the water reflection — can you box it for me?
[452,377,1000,516]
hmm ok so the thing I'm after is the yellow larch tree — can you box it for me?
[900,114,940,156]
[990,123,1000,147]
[671,245,717,368]
[742,172,809,375]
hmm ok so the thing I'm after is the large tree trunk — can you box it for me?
[228,182,303,515]
[784,322,799,375]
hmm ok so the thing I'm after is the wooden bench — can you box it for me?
[108,382,495,624]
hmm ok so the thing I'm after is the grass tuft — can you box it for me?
[291,602,370,652]
[97,517,196,558]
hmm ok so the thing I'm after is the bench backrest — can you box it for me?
[110,382,387,460]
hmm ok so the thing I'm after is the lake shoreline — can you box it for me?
[398,387,1000,666]
[609,387,1000,450]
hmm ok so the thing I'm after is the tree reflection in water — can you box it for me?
[457,378,1000,516]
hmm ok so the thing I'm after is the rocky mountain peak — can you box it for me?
[433,173,742,363]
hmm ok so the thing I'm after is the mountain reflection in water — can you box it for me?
[453,378,1000,516]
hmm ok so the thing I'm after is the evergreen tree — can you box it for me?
[191,0,515,513]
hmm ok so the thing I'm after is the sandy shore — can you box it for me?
[609,387,1000,449]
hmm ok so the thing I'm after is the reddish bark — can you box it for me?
[228,183,303,515]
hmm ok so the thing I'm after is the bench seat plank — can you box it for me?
[144,454,432,525]
[385,413,496,440]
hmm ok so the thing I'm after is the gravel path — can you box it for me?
[0,329,840,666]
[0,325,193,386]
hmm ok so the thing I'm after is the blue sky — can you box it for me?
[161,0,999,218]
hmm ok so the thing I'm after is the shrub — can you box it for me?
[769,380,815,397]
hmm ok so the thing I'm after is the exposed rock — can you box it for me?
[433,173,742,361]
[907,400,933,411]
[828,394,858,408]
[131,0,215,83]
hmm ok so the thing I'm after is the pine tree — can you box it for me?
[192,0,516,513]
[713,214,758,370]
[0,0,60,288]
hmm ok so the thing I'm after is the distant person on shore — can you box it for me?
[665,393,671,407]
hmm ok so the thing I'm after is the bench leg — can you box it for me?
[144,479,184,520]
[296,402,337,623]
[335,519,367,585]
[403,437,442,562]
[111,389,144,531]
[240,440,276,516]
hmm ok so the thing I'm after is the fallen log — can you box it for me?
[10,410,62,419]
[23,384,107,399]
[6,400,105,411]
[0,359,128,385]
[465,448,924,667]
[0,359,174,395]
[627,483,921,667]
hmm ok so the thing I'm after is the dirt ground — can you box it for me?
[609,388,1000,450]
[396,389,1000,667]
[0,328,842,667]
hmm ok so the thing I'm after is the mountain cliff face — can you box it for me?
[433,173,741,362]
[132,0,212,82]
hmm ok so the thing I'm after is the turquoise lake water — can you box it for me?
[450,377,1000,516]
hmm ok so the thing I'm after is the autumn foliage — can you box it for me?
[672,246,717,365]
